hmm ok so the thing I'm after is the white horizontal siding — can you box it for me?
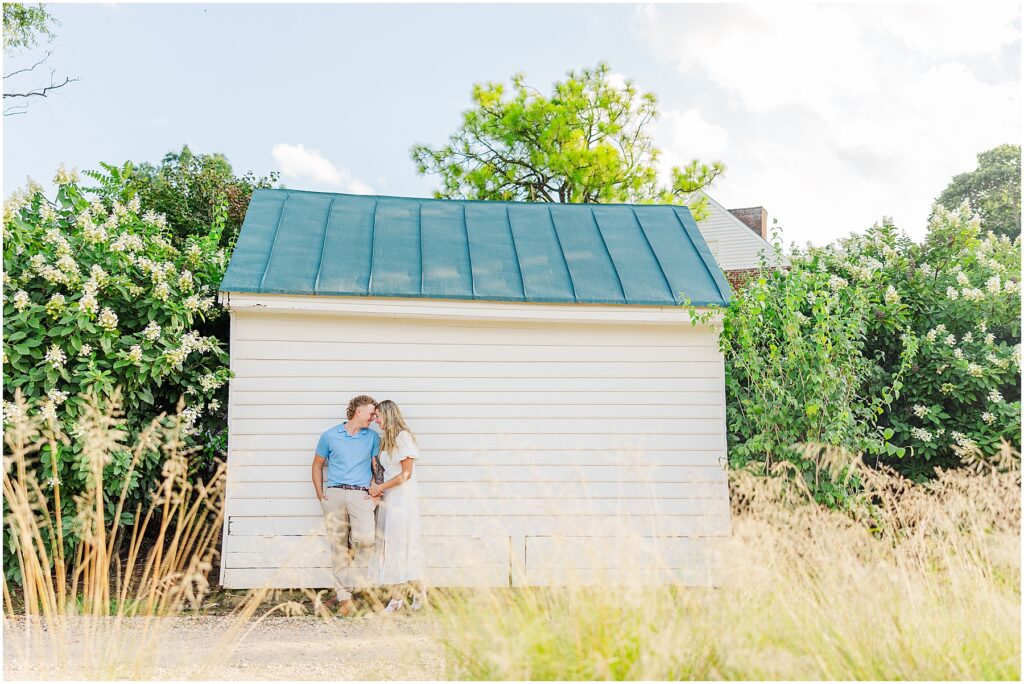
[228,450,724,466]
[226,515,730,537]
[229,465,727,483]
[221,309,731,588]
[690,189,785,271]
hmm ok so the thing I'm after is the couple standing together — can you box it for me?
[311,395,425,616]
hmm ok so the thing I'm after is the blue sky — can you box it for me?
[4,2,1020,246]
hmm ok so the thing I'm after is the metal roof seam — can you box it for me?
[311,195,337,295]
[418,202,424,296]
[256,193,290,293]
[366,197,379,295]
[628,206,674,303]
[546,205,579,303]
[504,204,527,301]
[673,207,732,305]
[461,203,476,299]
[588,206,629,304]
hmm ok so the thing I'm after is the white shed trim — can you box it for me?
[219,292,724,327]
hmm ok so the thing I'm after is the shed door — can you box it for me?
[221,311,730,588]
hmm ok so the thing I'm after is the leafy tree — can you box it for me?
[125,145,279,250]
[411,62,724,219]
[934,144,1021,239]
[2,3,55,52]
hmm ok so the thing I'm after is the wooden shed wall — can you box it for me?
[220,303,731,588]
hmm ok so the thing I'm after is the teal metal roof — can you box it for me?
[220,189,731,307]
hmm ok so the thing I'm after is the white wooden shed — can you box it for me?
[217,190,733,588]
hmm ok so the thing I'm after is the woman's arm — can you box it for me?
[368,457,414,497]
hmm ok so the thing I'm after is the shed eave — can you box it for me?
[218,291,725,326]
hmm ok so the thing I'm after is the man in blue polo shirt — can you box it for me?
[311,394,382,616]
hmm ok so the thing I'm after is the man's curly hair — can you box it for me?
[346,394,377,420]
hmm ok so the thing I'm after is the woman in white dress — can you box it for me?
[367,400,426,612]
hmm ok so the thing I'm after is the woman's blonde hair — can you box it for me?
[376,399,418,460]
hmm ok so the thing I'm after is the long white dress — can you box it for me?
[368,430,423,585]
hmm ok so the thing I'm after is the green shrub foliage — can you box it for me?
[2,163,231,581]
[720,201,1020,502]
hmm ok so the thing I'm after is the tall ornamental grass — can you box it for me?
[1,390,322,678]
[435,443,1021,680]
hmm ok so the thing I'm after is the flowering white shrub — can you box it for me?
[3,163,232,569]
[718,199,1020,498]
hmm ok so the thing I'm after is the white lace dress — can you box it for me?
[368,430,423,585]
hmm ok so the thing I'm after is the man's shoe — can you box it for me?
[383,598,405,614]
[320,596,343,612]
[410,593,426,611]
[337,599,358,617]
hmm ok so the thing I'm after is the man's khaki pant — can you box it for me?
[319,488,377,601]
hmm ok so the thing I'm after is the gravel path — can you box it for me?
[4,614,446,680]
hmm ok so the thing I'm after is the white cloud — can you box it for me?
[872,3,1020,57]
[270,143,374,194]
[635,3,1021,246]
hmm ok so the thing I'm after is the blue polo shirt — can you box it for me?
[315,422,381,488]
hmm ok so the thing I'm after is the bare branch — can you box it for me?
[3,74,79,101]
[3,50,53,79]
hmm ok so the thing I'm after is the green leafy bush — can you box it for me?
[2,163,231,581]
[719,201,1020,501]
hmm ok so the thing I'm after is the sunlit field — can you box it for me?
[4,394,1020,680]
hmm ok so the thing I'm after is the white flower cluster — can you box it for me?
[128,195,141,214]
[78,344,93,357]
[38,203,57,224]
[44,344,66,369]
[12,289,30,311]
[884,285,900,304]
[953,348,965,360]
[110,233,144,253]
[912,404,928,418]
[79,277,100,315]
[198,372,223,391]
[99,307,119,332]
[945,334,956,347]
[956,272,970,286]
[143,321,162,341]
[180,406,202,429]
[961,332,973,344]
[142,210,168,229]
[154,281,171,302]
[967,362,983,377]
[207,399,221,414]
[828,275,847,291]
[3,400,23,423]
[950,431,977,450]
[925,324,947,343]
[46,293,66,318]
[910,427,933,443]
[178,270,194,291]
[53,164,80,186]
[985,275,1001,294]
[848,257,883,281]
[988,389,1003,404]
[961,287,984,302]
[982,411,996,425]
[126,345,143,364]
[946,286,959,301]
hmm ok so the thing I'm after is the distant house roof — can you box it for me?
[219,189,731,307]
